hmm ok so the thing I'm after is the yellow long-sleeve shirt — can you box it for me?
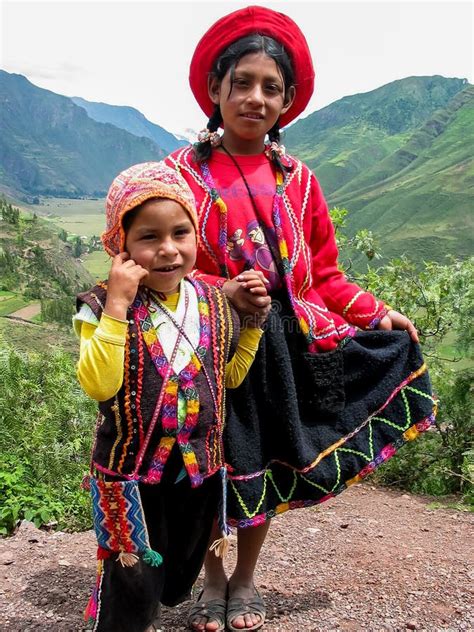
[75,291,262,402]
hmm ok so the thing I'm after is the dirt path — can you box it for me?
[0,485,472,631]
[8,303,41,320]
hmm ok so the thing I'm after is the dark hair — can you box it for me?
[121,204,143,235]
[193,34,295,172]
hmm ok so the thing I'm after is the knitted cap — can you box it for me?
[101,162,198,256]
[189,5,315,128]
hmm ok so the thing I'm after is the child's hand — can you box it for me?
[104,253,148,320]
[249,301,272,328]
[377,309,419,343]
[223,270,271,318]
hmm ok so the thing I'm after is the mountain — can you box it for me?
[174,128,199,145]
[284,76,473,262]
[0,71,167,198]
[285,76,468,196]
[71,97,185,153]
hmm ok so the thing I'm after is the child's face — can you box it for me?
[124,199,196,294]
[209,52,295,154]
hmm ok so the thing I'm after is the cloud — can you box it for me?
[3,61,84,81]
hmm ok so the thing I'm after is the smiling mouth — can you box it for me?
[241,113,264,120]
[154,264,180,272]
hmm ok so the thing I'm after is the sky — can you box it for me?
[1,0,472,137]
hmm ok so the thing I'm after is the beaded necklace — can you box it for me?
[199,150,311,341]
[133,280,212,486]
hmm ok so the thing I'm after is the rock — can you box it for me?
[0,552,15,566]
[406,622,418,630]
[16,520,43,538]
[58,559,71,566]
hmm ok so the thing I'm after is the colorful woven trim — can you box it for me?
[84,557,104,627]
[91,478,149,554]
[198,159,325,347]
[90,477,163,567]
[227,364,438,528]
[133,282,211,486]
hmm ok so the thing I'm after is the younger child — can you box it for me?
[74,161,269,632]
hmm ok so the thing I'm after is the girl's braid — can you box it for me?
[193,106,223,162]
[267,120,292,173]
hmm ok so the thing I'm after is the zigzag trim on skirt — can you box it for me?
[228,364,437,528]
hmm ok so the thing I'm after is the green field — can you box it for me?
[82,250,111,280]
[0,294,31,316]
[20,197,106,238]
[0,317,78,355]
[20,197,113,281]
[0,290,15,301]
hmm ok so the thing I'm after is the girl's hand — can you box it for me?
[377,309,419,343]
[223,270,271,319]
[104,253,148,320]
[249,301,272,329]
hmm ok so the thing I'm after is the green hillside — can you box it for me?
[0,70,166,199]
[285,76,468,195]
[330,86,474,262]
[284,76,472,263]
[0,198,94,310]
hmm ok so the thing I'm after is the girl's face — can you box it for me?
[124,199,196,294]
[209,52,295,155]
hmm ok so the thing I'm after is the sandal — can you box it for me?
[226,587,266,632]
[187,590,227,632]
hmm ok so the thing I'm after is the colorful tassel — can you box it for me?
[209,535,230,558]
[117,551,139,567]
[143,548,163,567]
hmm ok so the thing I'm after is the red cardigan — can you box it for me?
[166,146,387,352]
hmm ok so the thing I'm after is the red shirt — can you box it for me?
[166,146,386,352]
[209,151,281,291]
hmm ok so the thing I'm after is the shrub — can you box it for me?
[0,343,95,533]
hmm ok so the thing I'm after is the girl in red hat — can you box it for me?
[166,6,435,632]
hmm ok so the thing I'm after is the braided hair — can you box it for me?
[193,34,295,173]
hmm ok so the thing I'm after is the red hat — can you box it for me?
[189,5,315,128]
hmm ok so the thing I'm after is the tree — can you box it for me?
[72,236,83,258]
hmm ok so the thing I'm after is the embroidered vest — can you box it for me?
[77,278,240,487]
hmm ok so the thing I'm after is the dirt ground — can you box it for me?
[0,485,472,632]
[8,304,41,320]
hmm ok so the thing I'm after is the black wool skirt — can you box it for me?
[224,294,436,528]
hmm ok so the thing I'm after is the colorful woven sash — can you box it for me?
[89,291,186,569]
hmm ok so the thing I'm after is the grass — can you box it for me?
[46,212,105,238]
[437,330,473,371]
[0,317,78,355]
[0,295,30,316]
[20,197,106,238]
[81,250,110,280]
[427,500,474,513]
